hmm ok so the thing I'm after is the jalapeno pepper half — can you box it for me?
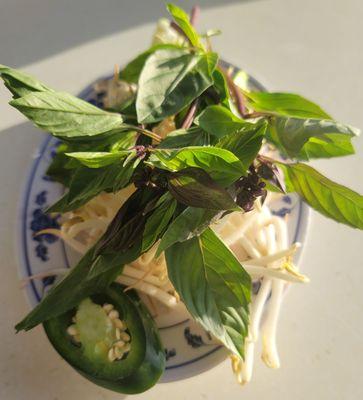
[43,283,165,394]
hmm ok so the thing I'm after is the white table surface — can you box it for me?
[0,0,362,399]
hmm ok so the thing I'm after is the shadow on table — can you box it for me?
[0,122,129,399]
[0,0,261,67]
[0,122,43,190]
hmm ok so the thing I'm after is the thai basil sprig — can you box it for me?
[0,3,362,361]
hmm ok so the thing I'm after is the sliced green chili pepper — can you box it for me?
[43,283,165,394]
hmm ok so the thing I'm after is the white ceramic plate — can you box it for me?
[16,66,309,382]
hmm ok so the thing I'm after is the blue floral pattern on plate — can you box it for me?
[30,190,60,261]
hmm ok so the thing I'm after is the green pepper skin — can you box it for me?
[43,284,165,394]
[82,290,166,394]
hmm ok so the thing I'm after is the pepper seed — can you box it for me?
[114,340,125,348]
[115,328,121,340]
[113,318,125,330]
[103,303,114,313]
[108,310,119,320]
[120,332,130,342]
[67,325,78,336]
[114,347,124,360]
[108,348,116,362]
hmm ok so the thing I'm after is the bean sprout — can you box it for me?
[20,268,69,288]
[226,202,306,385]
[115,275,178,308]
[27,185,307,386]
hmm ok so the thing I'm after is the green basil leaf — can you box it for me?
[15,243,141,331]
[168,168,240,211]
[48,160,137,213]
[46,143,76,187]
[95,187,163,255]
[195,105,252,138]
[167,3,202,48]
[245,92,332,119]
[156,207,219,256]
[268,116,359,160]
[47,167,111,213]
[120,44,182,83]
[257,163,286,193]
[212,68,230,104]
[109,131,138,151]
[148,146,244,186]
[71,131,135,151]
[0,64,52,98]
[217,120,267,170]
[165,228,251,359]
[142,193,177,252]
[136,48,216,123]
[277,162,363,229]
[9,91,124,139]
[56,129,136,149]
[298,134,356,159]
[205,52,219,75]
[113,159,141,193]
[200,29,222,39]
[158,126,211,148]
[65,151,132,168]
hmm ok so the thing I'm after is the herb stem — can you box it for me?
[257,154,285,165]
[170,21,188,40]
[244,111,267,119]
[113,64,119,82]
[190,5,200,26]
[123,124,162,143]
[221,67,247,118]
[138,129,162,143]
[181,98,199,129]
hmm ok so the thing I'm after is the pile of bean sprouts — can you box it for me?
[27,185,308,385]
